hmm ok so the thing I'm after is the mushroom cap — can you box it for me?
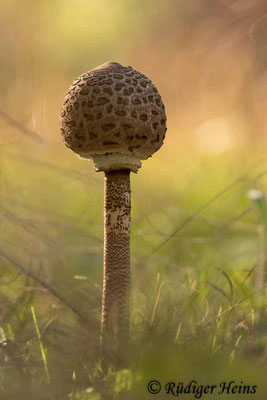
[60,62,167,172]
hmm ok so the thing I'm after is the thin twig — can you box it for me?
[0,110,45,145]
[0,249,90,324]
[149,165,267,256]
[6,153,100,184]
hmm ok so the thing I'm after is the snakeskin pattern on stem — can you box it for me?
[100,169,131,366]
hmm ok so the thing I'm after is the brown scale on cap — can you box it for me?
[60,61,167,172]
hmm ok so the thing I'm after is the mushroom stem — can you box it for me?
[100,169,131,366]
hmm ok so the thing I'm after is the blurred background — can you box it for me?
[1,0,267,399]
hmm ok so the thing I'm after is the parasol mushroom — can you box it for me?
[60,61,167,366]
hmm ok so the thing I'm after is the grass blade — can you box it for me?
[31,305,50,384]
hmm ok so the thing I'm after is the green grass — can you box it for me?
[1,144,267,399]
